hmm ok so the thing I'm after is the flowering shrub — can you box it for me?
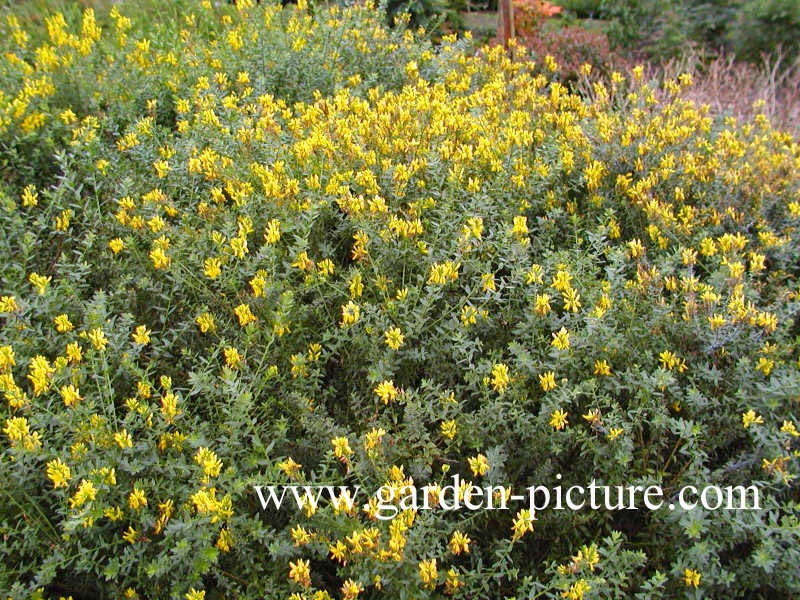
[1,1,800,599]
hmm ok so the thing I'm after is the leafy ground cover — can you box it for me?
[1,1,799,599]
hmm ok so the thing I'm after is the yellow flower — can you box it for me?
[449,530,470,555]
[551,327,570,351]
[461,216,483,243]
[593,359,611,376]
[427,261,460,285]
[526,264,544,285]
[562,287,581,312]
[21,184,38,207]
[195,312,215,333]
[331,436,353,460]
[755,356,774,376]
[46,458,71,488]
[27,355,54,396]
[511,509,534,541]
[137,381,152,398]
[329,539,348,563]
[582,409,602,427]
[69,479,97,508]
[341,578,363,600]
[122,526,139,544]
[224,346,242,369]
[550,409,569,430]
[114,429,133,448]
[185,588,205,600]
[683,568,701,588]
[250,270,268,297]
[0,296,19,312]
[468,453,490,477]
[153,159,170,178]
[742,409,764,429]
[374,380,399,404]
[204,257,222,279]
[534,293,551,315]
[440,419,457,440]
[0,345,16,371]
[658,350,676,370]
[511,215,529,240]
[699,237,717,256]
[29,272,51,295]
[132,325,151,345]
[384,327,405,350]
[65,342,83,364]
[491,363,510,394]
[109,238,125,254]
[190,487,233,522]
[147,215,165,233]
[4,384,28,410]
[364,427,387,454]
[54,314,74,332]
[278,457,303,479]
[539,371,557,392]
[60,384,82,407]
[562,579,591,600]
[607,427,624,440]
[418,558,438,589]
[87,327,108,350]
[4,416,41,450]
[349,273,364,298]
[307,343,322,362]
[234,303,257,327]
[128,487,148,510]
[149,246,170,269]
[682,248,698,266]
[461,304,478,326]
[195,447,223,481]
[351,229,369,261]
[445,567,464,594]
[571,544,601,572]
[150,499,172,534]
[263,220,282,244]
[551,269,573,292]
[288,558,311,587]
[217,527,233,553]
[317,258,335,277]
[340,301,360,327]
[780,420,799,437]
[160,392,181,424]
[627,238,645,259]
[291,250,314,272]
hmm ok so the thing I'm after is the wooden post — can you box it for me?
[498,0,515,54]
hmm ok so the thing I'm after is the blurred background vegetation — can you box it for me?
[3,0,799,62]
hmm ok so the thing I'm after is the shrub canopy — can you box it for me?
[1,1,799,599]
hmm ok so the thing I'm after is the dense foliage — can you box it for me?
[1,1,799,599]
[597,0,800,60]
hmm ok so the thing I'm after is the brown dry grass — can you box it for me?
[648,52,800,136]
[573,49,800,137]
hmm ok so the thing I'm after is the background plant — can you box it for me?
[595,0,800,61]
